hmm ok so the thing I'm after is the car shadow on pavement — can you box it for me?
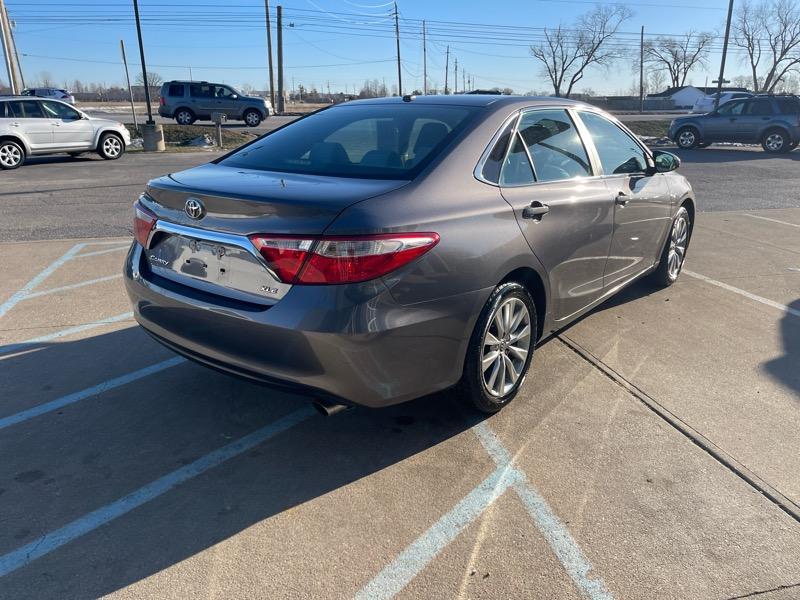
[0,325,486,598]
[763,299,800,398]
[18,155,101,167]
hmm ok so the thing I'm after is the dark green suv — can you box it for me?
[669,95,800,153]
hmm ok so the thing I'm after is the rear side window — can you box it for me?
[776,97,800,114]
[579,111,648,175]
[481,119,515,183]
[12,100,44,118]
[219,104,478,180]
[518,109,591,182]
[168,83,184,97]
[0,102,16,118]
[745,99,773,115]
[189,83,213,98]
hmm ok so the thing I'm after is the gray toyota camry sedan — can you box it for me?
[124,95,694,414]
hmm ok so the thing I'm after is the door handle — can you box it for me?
[615,192,629,206]
[9,122,19,127]
[522,201,550,220]
[52,122,61,126]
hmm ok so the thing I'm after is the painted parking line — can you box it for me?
[683,270,800,319]
[22,274,123,300]
[74,245,130,259]
[0,405,316,578]
[0,357,185,431]
[743,214,800,229]
[358,422,613,600]
[0,312,134,357]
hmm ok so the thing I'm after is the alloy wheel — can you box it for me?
[176,111,192,125]
[103,136,121,157]
[480,297,531,398]
[765,133,784,152]
[0,143,21,167]
[678,129,696,148]
[667,213,689,279]
[245,111,260,126]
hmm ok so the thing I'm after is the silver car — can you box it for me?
[0,97,131,169]
[125,96,694,414]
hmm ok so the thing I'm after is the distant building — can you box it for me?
[646,85,750,109]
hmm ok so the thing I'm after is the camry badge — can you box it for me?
[185,198,205,220]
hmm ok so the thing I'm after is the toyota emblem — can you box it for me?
[184,198,205,220]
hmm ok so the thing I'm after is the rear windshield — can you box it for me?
[218,104,480,180]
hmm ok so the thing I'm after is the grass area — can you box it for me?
[625,120,671,139]
[124,123,256,149]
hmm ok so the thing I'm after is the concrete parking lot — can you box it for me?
[0,148,799,599]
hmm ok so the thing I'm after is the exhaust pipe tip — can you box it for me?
[312,398,352,417]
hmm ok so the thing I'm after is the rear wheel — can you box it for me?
[650,206,691,287]
[762,128,790,153]
[456,282,536,414]
[98,133,124,160]
[0,140,24,169]
[175,108,195,125]
[675,126,700,149]
[243,109,262,127]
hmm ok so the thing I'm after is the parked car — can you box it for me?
[690,91,752,114]
[159,81,271,127]
[125,95,694,415]
[671,95,800,152]
[0,97,130,169]
[21,87,76,105]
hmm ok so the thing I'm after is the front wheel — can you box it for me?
[675,126,700,149]
[650,206,691,287]
[243,109,262,127]
[98,133,124,160]
[456,282,536,414]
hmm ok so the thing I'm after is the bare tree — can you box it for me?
[38,71,54,87]
[135,71,163,88]
[649,69,667,94]
[644,31,713,88]
[530,5,633,98]
[733,0,800,92]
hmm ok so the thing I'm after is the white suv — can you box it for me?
[0,97,131,169]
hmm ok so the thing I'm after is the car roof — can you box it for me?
[342,94,589,110]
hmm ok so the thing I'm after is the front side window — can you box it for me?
[518,109,591,182]
[13,100,45,118]
[717,100,746,116]
[579,111,648,175]
[219,104,478,180]
[41,101,80,120]
[214,85,236,99]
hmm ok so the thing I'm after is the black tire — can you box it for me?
[97,132,125,160]
[456,282,537,414]
[243,109,262,127]
[174,108,195,125]
[674,126,700,149]
[0,139,24,169]
[762,128,791,153]
[650,205,691,287]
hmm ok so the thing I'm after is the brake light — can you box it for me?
[133,200,157,247]
[160,96,165,106]
[249,233,439,284]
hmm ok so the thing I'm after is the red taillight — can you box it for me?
[133,201,157,247]
[249,233,439,285]
[160,96,165,106]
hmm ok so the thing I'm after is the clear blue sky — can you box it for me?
[8,0,741,95]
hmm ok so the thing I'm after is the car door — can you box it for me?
[9,100,53,150]
[737,98,775,142]
[576,110,672,290]
[497,108,616,321]
[41,100,94,149]
[213,85,240,117]
[705,99,747,141]
[188,83,215,118]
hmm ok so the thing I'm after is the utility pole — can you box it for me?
[393,2,402,96]
[1,1,21,91]
[264,0,275,110]
[714,0,735,111]
[132,0,153,124]
[444,45,450,95]
[422,20,427,95]
[0,0,17,93]
[277,4,284,114]
[8,14,22,89]
[454,57,458,94]
[120,40,138,132]
[462,69,465,93]
[639,25,644,113]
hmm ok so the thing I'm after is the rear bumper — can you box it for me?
[158,106,171,118]
[124,243,488,407]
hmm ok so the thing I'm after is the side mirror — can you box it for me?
[231,94,238,100]
[653,150,680,173]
